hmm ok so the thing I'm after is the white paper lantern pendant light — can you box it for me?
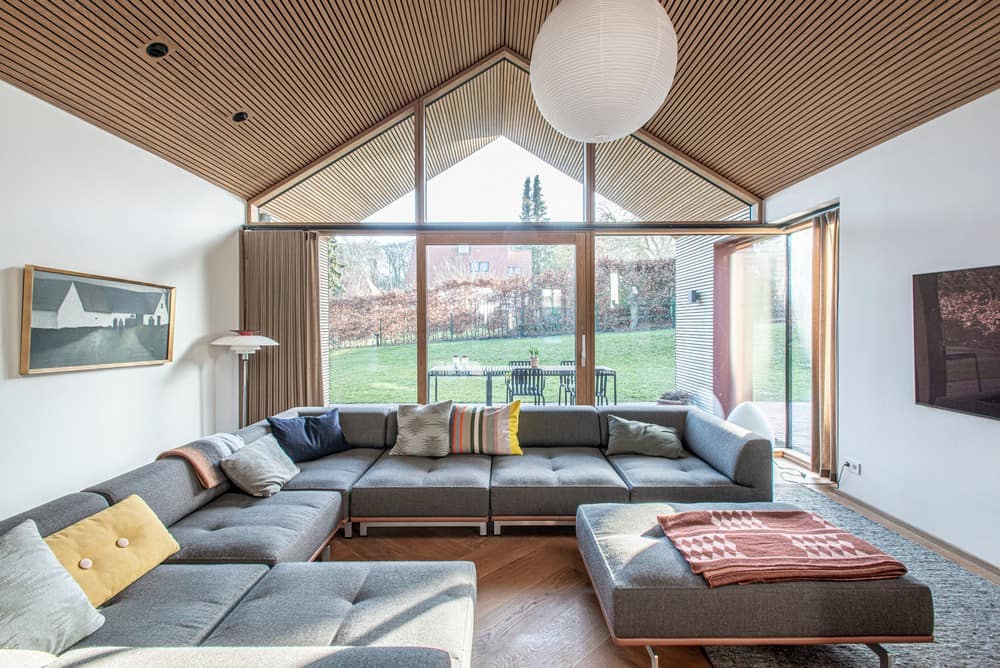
[530,0,678,144]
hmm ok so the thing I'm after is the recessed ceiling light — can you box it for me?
[231,111,249,123]
[145,42,170,59]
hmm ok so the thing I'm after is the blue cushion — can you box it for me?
[266,409,347,462]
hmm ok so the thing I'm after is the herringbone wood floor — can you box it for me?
[329,526,711,668]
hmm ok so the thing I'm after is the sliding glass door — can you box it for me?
[418,233,589,405]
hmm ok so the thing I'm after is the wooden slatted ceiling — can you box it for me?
[261,61,746,223]
[1,1,997,203]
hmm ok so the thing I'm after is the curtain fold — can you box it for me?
[812,210,840,477]
[241,230,324,423]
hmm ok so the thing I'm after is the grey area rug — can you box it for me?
[703,484,1000,668]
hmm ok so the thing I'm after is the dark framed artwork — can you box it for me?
[20,265,176,374]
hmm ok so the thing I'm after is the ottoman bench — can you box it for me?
[576,502,934,667]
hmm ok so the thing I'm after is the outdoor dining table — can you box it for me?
[426,364,617,406]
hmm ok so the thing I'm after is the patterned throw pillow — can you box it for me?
[450,401,522,455]
[389,401,454,457]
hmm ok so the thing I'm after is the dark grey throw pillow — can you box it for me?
[220,435,300,497]
[389,401,454,457]
[606,415,686,458]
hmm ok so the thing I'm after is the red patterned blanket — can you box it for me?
[657,510,907,587]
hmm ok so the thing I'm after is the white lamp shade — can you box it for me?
[211,334,279,355]
[727,402,776,446]
[530,0,678,143]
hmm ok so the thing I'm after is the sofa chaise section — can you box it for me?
[87,458,343,565]
[70,564,268,648]
[205,561,477,668]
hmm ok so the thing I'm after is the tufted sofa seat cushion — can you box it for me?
[204,561,477,667]
[490,447,628,516]
[165,491,342,565]
[350,453,491,518]
[71,564,267,648]
[606,453,762,502]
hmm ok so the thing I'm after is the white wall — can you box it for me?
[0,82,244,518]
[765,91,1000,566]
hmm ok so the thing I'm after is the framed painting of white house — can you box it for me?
[20,265,175,374]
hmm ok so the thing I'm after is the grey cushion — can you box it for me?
[607,453,766,502]
[86,459,229,527]
[490,448,629,516]
[205,561,476,668]
[351,453,491,518]
[389,402,453,456]
[606,415,685,458]
[0,493,108,538]
[166,491,342,565]
[517,405,600,447]
[683,409,772,496]
[0,520,104,654]
[55,646,454,668]
[221,435,300,497]
[284,448,382,494]
[238,405,390,449]
[72,564,267,648]
[576,502,934,640]
[598,405,689,445]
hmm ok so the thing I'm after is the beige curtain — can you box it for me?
[812,210,840,477]
[241,230,324,423]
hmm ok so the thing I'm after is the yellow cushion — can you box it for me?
[44,495,179,607]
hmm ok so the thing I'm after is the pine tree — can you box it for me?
[519,176,532,223]
[530,175,549,222]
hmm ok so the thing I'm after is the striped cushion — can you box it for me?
[450,402,522,455]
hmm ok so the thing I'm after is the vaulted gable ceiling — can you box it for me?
[1,0,997,206]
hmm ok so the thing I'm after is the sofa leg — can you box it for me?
[478,521,487,536]
[359,522,369,537]
[493,521,502,536]
[866,643,893,668]
[343,522,353,539]
[645,645,659,668]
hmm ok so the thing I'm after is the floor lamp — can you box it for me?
[211,331,279,428]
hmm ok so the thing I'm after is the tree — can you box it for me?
[530,175,550,222]
[519,176,532,223]
[328,237,344,298]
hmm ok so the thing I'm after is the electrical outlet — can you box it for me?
[843,460,862,476]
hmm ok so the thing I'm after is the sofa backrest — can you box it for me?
[517,405,602,447]
[239,405,391,448]
[597,405,691,445]
[85,458,227,527]
[0,492,109,538]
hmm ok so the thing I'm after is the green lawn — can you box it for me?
[329,324,809,404]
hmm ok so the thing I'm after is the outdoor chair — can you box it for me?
[558,360,576,405]
[595,369,610,406]
[508,360,531,367]
[507,367,546,405]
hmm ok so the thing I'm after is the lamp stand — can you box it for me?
[238,352,252,429]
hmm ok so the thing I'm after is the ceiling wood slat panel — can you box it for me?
[261,60,744,223]
[1,0,997,201]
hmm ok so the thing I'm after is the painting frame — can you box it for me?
[20,265,176,375]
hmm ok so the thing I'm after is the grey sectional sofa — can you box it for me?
[0,458,476,666]
[0,401,769,666]
[241,403,773,535]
